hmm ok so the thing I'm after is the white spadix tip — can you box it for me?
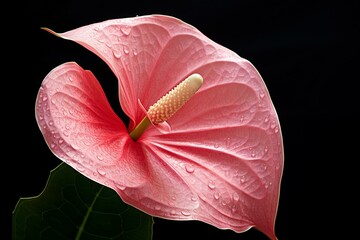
[187,73,203,92]
[147,73,204,124]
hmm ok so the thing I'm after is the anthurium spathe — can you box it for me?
[35,15,284,239]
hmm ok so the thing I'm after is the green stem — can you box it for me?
[129,116,151,141]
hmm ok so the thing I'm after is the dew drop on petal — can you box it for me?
[270,120,276,129]
[190,195,197,202]
[232,192,240,202]
[181,210,191,216]
[76,164,85,172]
[97,168,106,176]
[120,25,131,35]
[264,146,269,153]
[185,164,195,173]
[113,50,122,59]
[208,181,215,190]
[213,192,220,200]
[115,183,126,190]
[240,176,246,183]
[259,91,265,99]
[123,45,129,54]
[132,48,138,56]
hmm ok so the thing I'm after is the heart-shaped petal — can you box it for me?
[37,15,284,239]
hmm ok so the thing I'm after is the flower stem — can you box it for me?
[129,116,151,141]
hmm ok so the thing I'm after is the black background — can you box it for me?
[7,0,358,239]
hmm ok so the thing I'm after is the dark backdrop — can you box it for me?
[7,0,358,239]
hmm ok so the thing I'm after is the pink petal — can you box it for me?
[35,62,148,188]
[39,15,284,239]
[140,61,283,239]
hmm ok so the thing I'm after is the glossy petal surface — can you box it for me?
[36,15,284,239]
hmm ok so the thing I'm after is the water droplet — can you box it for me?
[185,164,194,173]
[71,143,80,150]
[113,50,121,59]
[208,181,215,190]
[251,151,256,158]
[232,192,240,202]
[50,143,56,149]
[123,45,129,54]
[115,183,126,190]
[97,168,106,176]
[213,192,220,200]
[181,210,191,216]
[120,25,131,35]
[270,120,276,129]
[214,143,219,149]
[170,209,176,215]
[274,126,279,133]
[240,176,246,183]
[58,139,64,144]
[76,165,85,172]
[132,48,138,56]
[155,205,161,210]
[97,155,103,161]
[259,91,265,99]
[190,195,197,201]
[42,96,48,102]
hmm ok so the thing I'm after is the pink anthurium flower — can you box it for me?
[35,15,284,239]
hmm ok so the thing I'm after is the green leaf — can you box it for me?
[13,163,153,240]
